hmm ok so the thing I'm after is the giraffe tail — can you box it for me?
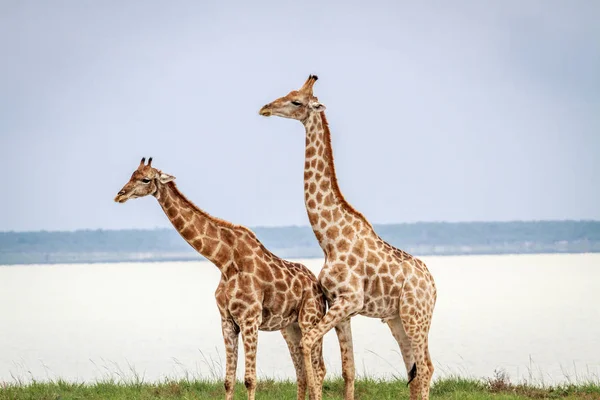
[407,363,417,386]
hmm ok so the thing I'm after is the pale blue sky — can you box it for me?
[1,0,599,231]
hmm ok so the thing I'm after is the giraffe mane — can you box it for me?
[319,112,373,229]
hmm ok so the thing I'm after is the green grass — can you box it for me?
[1,376,599,400]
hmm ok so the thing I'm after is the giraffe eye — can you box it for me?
[291,101,302,106]
[141,178,151,184]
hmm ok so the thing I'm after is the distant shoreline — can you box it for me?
[0,251,598,267]
[1,220,599,265]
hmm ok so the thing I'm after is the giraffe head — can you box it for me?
[114,157,176,203]
[259,75,326,122]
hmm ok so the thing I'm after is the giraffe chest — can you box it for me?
[258,310,298,331]
[223,291,299,332]
[258,280,304,331]
[360,295,399,319]
[221,279,301,332]
[259,292,302,331]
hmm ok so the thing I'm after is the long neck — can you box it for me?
[302,112,371,251]
[154,182,237,274]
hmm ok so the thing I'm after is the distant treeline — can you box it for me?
[1,220,599,265]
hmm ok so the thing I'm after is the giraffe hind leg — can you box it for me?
[311,338,326,400]
[407,362,417,386]
[422,338,434,399]
[386,317,418,399]
[399,311,434,399]
[281,323,307,400]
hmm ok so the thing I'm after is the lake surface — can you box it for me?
[1,254,599,384]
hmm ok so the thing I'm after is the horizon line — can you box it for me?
[2,219,599,234]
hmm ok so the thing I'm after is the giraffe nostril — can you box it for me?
[118,190,125,195]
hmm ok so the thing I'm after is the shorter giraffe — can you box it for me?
[114,157,327,400]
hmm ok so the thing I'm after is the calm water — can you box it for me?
[1,254,599,384]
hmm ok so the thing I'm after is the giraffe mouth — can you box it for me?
[114,194,130,203]
[259,106,272,116]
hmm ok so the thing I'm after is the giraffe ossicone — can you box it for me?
[115,157,327,400]
[260,77,437,400]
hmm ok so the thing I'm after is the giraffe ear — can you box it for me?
[159,173,176,184]
[309,101,326,112]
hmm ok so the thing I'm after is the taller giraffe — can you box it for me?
[259,76,437,400]
[114,157,327,400]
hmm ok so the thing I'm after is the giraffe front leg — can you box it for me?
[335,318,355,400]
[221,318,240,400]
[240,319,260,400]
[301,296,362,400]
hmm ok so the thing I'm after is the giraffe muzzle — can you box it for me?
[259,105,272,116]
[114,191,129,203]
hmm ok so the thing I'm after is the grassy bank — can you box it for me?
[2,377,599,400]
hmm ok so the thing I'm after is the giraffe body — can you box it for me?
[260,76,437,400]
[115,158,327,400]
